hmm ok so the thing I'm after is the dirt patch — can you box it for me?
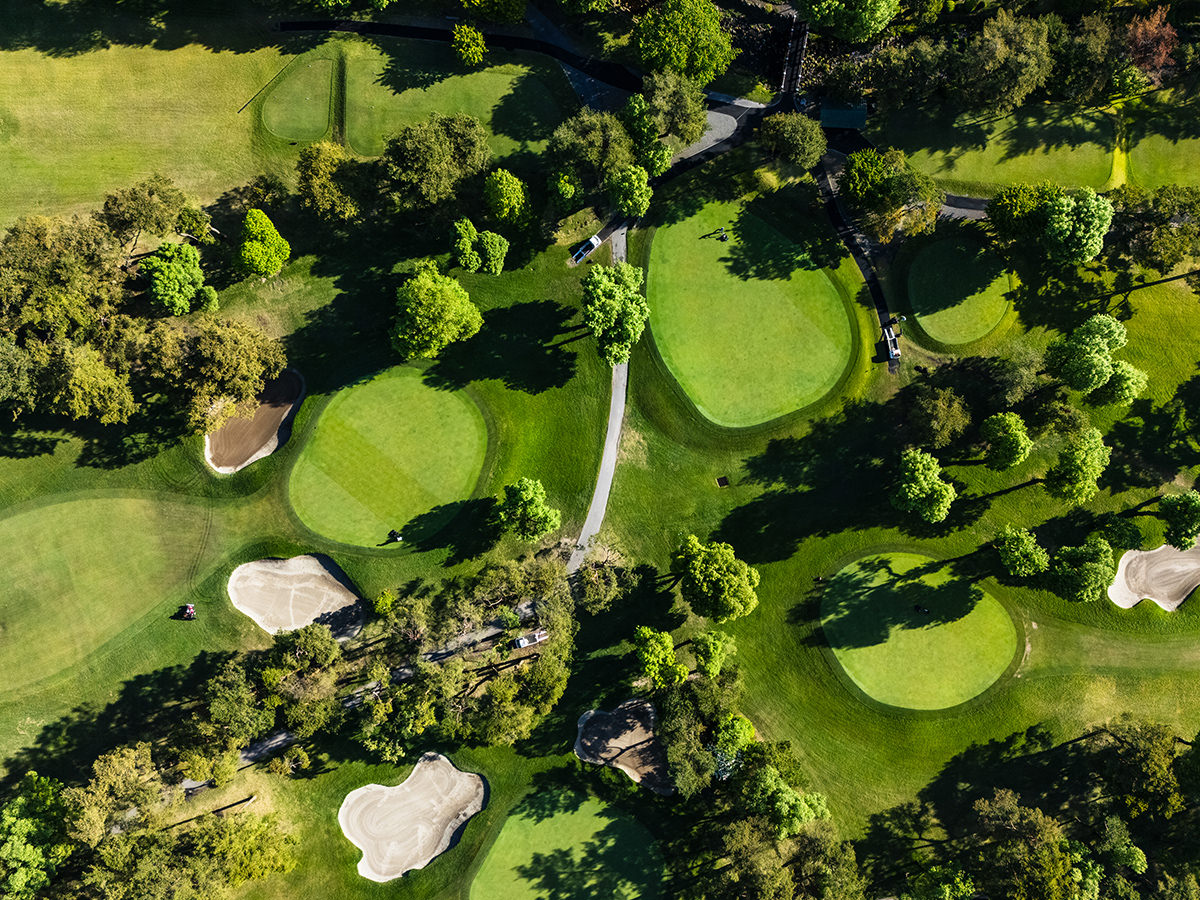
[1109,543,1200,611]
[575,698,672,794]
[338,753,486,882]
[205,369,305,474]
[227,554,363,638]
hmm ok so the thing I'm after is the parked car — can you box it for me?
[513,629,549,649]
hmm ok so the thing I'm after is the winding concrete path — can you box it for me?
[568,227,629,574]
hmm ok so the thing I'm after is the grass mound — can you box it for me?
[344,41,568,159]
[821,553,1018,710]
[289,366,487,547]
[470,789,664,900]
[906,236,1011,345]
[647,187,856,427]
[261,55,333,141]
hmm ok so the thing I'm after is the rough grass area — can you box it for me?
[289,366,488,548]
[821,552,1019,710]
[906,236,1012,346]
[1126,87,1200,188]
[646,177,860,427]
[262,55,333,142]
[343,39,572,159]
[871,105,1115,195]
[470,788,665,900]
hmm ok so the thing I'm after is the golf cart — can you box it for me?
[182,603,196,620]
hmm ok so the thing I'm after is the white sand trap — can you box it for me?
[1109,542,1200,611]
[227,554,363,637]
[575,698,672,794]
[338,753,486,882]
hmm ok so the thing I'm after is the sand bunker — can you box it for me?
[338,753,486,882]
[575,698,672,794]
[227,554,363,637]
[1109,543,1200,611]
[205,369,305,474]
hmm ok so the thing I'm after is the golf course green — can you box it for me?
[289,367,487,547]
[906,236,1011,345]
[470,790,664,900]
[262,54,333,142]
[821,553,1018,710]
[647,197,856,427]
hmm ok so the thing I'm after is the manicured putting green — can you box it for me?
[290,367,487,547]
[470,791,664,900]
[907,237,1011,345]
[821,553,1018,710]
[344,41,566,159]
[648,199,854,427]
[262,55,333,141]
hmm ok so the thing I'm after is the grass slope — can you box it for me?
[906,236,1012,346]
[289,366,488,548]
[469,789,665,900]
[821,552,1018,710]
[647,186,857,427]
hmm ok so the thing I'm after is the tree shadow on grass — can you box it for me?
[423,300,580,394]
[491,68,565,148]
[511,771,591,823]
[400,498,502,566]
[515,818,661,900]
[814,555,985,650]
[721,182,847,281]
[907,235,1007,317]
[370,35,453,95]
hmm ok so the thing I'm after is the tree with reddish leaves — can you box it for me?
[1128,6,1178,80]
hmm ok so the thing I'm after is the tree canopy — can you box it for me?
[391,260,482,360]
[635,0,738,86]
[581,262,650,365]
[995,525,1050,577]
[608,164,654,218]
[800,0,898,43]
[633,625,687,690]
[759,112,828,169]
[140,242,206,315]
[842,148,944,242]
[643,70,709,147]
[237,209,290,279]
[1053,534,1115,602]
[383,113,491,210]
[980,412,1033,470]
[1044,427,1111,505]
[497,477,562,540]
[671,534,761,622]
[1160,490,1200,551]
[891,448,956,523]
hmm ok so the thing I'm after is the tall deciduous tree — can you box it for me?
[1045,427,1110,504]
[0,772,74,900]
[46,344,135,425]
[980,412,1033,470]
[384,113,491,210]
[296,141,361,223]
[1052,535,1114,602]
[99,173,188,263]
[1127,6,1177,80]
[800,0,898,43]
[608,164,653,217]
[1043,188,1114,264]
[1160,490,1200,550]
[759,112,828,169]
[643,70,709,147]
[483,168,528,223]
[1089,359,1147,406]
[633,625,687,690]
[891,448,956,523]
[841,148,943,243]
[956,11,1054,114]
[1103,715,1186,820]
[581,262,649,365]
[972,789,1075,900]
[497,477,561,540]
[671,534,761,622]
[994,525,1049,577]
[237,209,290,278]
[740,763,829,839]
[185,319,286,433]
[391,260,482,360]
[692,630,735,678]
[140,242,206,315]
[909,385,970,449]
[451,23,487,67]
[636,0,738,86]
[549,109,635,189]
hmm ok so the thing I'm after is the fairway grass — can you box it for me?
[344,40,570,159]
[262,55,333,142]
[289,366,487,547]
[647,195,857,427]
[1126,88,1200,188]
[906,236,1012,346]
[469,789,664,900]
[821,553,1018,710]
[872,104,1115,195]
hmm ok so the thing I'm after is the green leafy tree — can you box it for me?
[671,534,760,622]
[902,866,976,900]
[1098,815,1148,875]
[692,630,734,678]
[66,743,176,847]
[1043,188,1114,264]
[391,260,482,359]
[185,319,286,433]
[980,412,1033,470]
[759,112,828,169]
[841,148,943,243]
[633,625,687,690]
[581,262,649,365]
[0,772,74,900]
[892,448,956,523]
[714,712,755,755]
[237,209,290,278]
[989,182,1065,245]
[549,109,634,189]
[1046,314,1126,393]
[636,0,738,86]
[384,113,491,210]
[478,230,509,275]
[549,169,582,211]
[1127,5,1178,79]
[461,0,524,22]
[46,344,135,425]
[972,788,1075,900]
[1160,490,1200,551]
[497,477,561,540]
[0,337,34,417]
[623,94,673,176]
[99,173,188,262]
[800,0,898,43]
[909,385,970,449]
[1104,715,1186,820]
[741,763,829,839]
[1053,535,1114,602]
[1089,360,1147,406]
[994,525,1049,577]
[296,141,361,223]
[452,23,487,67]
[185,812,297,886]
[483,168,527,223]
[140,242,205,315]
[1105,183,1200,274]
[607,164,653,218]
[452,218,482,272]
[195,659,274,751]
[644,70,709,146]
[1044,427,1110,505]
[956,11,1054,114]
